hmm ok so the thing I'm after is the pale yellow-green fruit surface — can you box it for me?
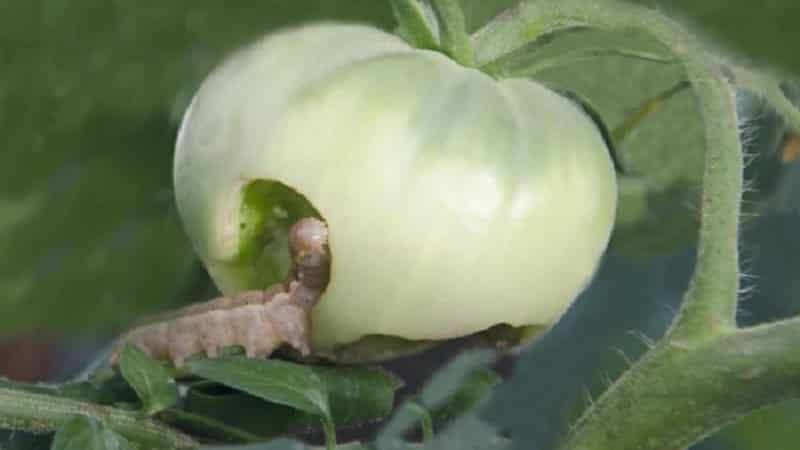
[174,23,617,354]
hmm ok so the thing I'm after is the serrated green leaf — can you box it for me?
[51,416,132,450]
[118,345,178,416]
[186,356,330,419]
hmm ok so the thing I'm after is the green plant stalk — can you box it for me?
[0,384,196,449]
[389,0,439,49]
[429,0,474,66]
[322,417,338,450]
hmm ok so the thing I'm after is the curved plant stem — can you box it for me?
[429,0,474,66]
[0,383,196,449]
[389,0,439,50]
[472,1,770,449]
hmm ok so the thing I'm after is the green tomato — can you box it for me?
[174,23,617,357]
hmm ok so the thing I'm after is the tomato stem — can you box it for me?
[0,379,196,449]
[429,0,475,66]
[389,0,439,50]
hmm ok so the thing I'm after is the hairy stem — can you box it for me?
[561,318,800,450]
[0,382,196,449]
[429,0,474,66]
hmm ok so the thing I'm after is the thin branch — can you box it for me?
[429,0,475,66]
[389,0,439,50]
[0,381,196,449]
[322,417,338,450]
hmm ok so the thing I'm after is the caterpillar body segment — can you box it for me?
[112,217,329,367]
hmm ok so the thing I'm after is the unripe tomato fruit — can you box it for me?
[174,24,617,358]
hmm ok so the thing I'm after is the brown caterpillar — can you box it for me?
[111,217,330,367]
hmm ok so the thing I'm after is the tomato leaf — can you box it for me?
[117,344,179,416]
[185,356,331,419]
[51,415,132,450]
[315,365,404,426]
[180,364,402,439]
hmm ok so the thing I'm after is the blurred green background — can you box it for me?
[1,1,799,449]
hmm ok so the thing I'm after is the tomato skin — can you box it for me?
[175,24,617,354]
